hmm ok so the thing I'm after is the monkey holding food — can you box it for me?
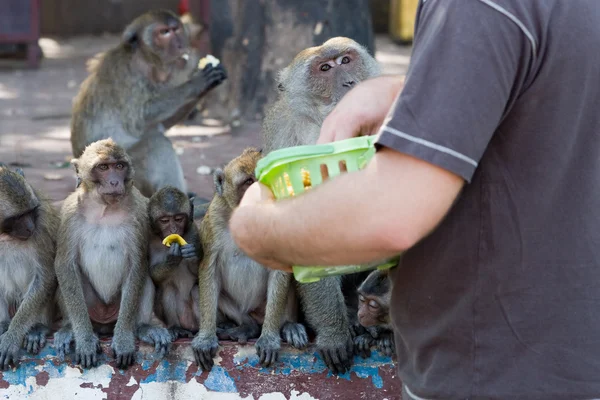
[354,269,395,358]
[0,165,60,370]
[260,36,382,374]
[70,9,227,198]
[53,139,171,369]
[192,148,307,371]
[148,186,202,340]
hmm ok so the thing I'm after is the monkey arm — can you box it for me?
[230,147,464,269]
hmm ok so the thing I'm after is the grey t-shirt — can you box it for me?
[374,0,600,398]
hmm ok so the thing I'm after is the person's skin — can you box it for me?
[229,75,465,272]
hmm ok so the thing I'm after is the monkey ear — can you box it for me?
[76,177,82,189]
[71,158,80,175]
[277,83,285,92]
[214,168,225,197]
[122,21,142,46]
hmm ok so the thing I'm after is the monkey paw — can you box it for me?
[375,332,395,357]
[353,333,374,359]
[316,332,354,375]
[111,331,136,369]
[191,333,218,371]
[194,63,227,96]
[255,332,281,368]
[75,334,102,369]
[0,332,21,371]
[137,324,171,358]
[54,327,74,361]
[281,322,308,350]
[181,244,197,259]
[169,326,194,341]
[22,323,49,355]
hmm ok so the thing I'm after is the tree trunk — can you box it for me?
[195,0,375,124]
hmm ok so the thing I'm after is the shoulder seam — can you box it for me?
[476,0,538,64]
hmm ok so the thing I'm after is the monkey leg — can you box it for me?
[136,277,171,358]
[297,276,354,375]
[280,282,308,350]
[0,297,9,335]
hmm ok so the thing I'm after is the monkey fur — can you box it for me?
[148,186,202,340]
[53,139,171,369]
[0,165,60,370]
[70,9,227,198]
[261,36,382,374]
[192,148,307,371]
[354,268,395,358]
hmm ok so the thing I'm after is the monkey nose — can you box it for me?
[343,81,356,88]
[109,180,119,187]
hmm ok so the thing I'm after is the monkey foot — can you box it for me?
[191,334,218,371]
[375,332,395,357]
[280,322,308,349]
[317,333,354,375]
[137,324,171,358]
[22,323,49,355]
[217,322,260,345]
[169,326,195,340]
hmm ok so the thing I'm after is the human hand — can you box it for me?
[317,75,405,144]
[238,181,275,208]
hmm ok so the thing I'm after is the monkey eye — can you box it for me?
[115,162,125,170]
[97,164,108,171]
[368,300,380,310]
[341,56,350,64]
[159,218,170,224]
[174,215,185,223]
[245,178,255,185]
[159,28,170,36]
[358,294,366,303]
[320,64,331,72]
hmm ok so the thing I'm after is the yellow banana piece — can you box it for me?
[162,234,188,247]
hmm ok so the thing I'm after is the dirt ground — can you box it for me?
[0,34,411,206]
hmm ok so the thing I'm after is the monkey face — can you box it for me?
[92,160,130,205]
[156,213,188,238]
[1,207,38,240]
[357,293,389,327]
[150,18,189,64]
[215,148,262,210]
[0,167,40,240]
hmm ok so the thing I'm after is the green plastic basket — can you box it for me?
[255,136,400,283]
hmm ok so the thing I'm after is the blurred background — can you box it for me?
[0,0,416,203]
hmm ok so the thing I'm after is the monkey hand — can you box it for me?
[281,321,308,350]
[180,243,197,259]
[22,323,49,355]
[0,331,21,370]
[112,330,136,369]
[316,329,354,375]
[191,63,227,98]
[54,326,74,361]
[74,333,102,369]
[353,333,374,359]
[166,242,183,264]
[255,332,281,368]
[375,331,395,357]
[191,333,219,371]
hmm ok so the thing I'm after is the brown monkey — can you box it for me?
[354,269,395,358]
[261,37,381,374]
[53,139,170,369]
[148,186,202,339]
[192,148,307,371]
[70,9,227,198]
[0,165,60,370]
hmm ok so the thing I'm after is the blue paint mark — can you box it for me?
[203,366,237,392]
[141,359,189,384]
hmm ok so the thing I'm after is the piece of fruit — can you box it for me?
[301,169,311,188]
[162,234,188,247]
[198,54,220,69]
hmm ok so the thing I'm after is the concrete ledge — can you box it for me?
[0,339,401,399]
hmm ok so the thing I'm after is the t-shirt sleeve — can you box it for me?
[375,0,535,182]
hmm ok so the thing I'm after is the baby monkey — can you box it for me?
[354,269,395,358]
[148,186,202,340]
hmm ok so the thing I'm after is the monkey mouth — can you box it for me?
[101,192,125,204]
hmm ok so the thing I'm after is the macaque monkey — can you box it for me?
[354,269,395,358]
[148,186,201,339]
[261,36,381,374]
[53,139,170,369]
[71,9,227,198]
[0,165,59,370]
[192,148,307,371]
